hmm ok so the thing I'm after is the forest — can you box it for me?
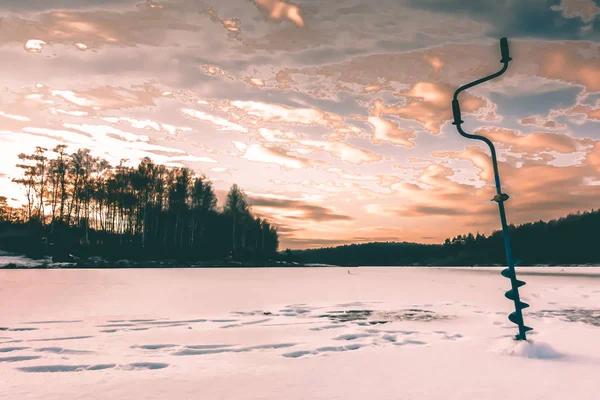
[290,208,600,266]
[0,145,279,263]
[2,145,598,267]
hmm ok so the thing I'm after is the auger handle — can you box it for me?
[500,37,512,63]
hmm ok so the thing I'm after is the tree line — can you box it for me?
[0,145,279,262]
[290,208,600,266]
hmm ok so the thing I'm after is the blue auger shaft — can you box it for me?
[451,38,532,340]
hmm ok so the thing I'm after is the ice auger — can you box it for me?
[451,38,532,341]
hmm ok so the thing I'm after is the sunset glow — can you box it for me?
[0,0,598,250]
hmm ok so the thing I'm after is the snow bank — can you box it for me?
[0,251,49,267]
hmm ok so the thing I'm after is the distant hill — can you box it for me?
[289,208,600,266]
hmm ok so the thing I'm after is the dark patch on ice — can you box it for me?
[221,318,271,329]
[531,309,600,327]
[384,330,419,335]
[106,319,158,323]
[318,310,375,322]
[335,302,374,307]
[143,319,207,325]
[187,344,234,349]
[18,364,115,372]
[124,362,169,370]
[0,327,9,331]
[316,344,362,353]
[100,329,119,333]
[132,344,177,350]
[8,327,38,331]
[396,339,428,346]
[25,320,82,324]
[261,321,321,327]
[382,334,397,342]
[210,319,238,323]
[333,333,370,341]
[438,333,464,340]
[320,309,447,324]
[28,336,94,342]
[35,347,94,354]
[231,310,269,316]
[0,346,29,352]
[282,350,312,358]
[156,323,189,329]
[173,348,231,356]
[0,355,41,362]
[87,364,117,370]
[173,343,296,356]
[310,324,346,331]
[18,362,168,373]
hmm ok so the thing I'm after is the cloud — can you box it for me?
[181,109,248,133]
[552,0,600,23]
[296,139,383,164]
[0,5,201,50]
[549,102,600,123]
[519,115,568,130]
[586,141,600,172]
[367,116,416,147]
[236,142,320,169]
[406,0,599,40]
[200,7,242,41]
[370,82,486,134]
[102,116,192,135]
[539,43,600,92]
[249,194,352,222]
[251,0,305,27]
[474,127,579,155]
[228,100,360,136]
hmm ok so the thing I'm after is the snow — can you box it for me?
[0,251,51,267]
[1,266,599,399]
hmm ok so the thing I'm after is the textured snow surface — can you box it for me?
[1,267,599,399]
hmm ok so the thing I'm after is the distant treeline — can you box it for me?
[0,145,279,261]
[290,209,600,266]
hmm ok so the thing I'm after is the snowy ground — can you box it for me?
[1,267,599,399]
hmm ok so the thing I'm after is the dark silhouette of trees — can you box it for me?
[292,209,600,266]
[1,145,279,262]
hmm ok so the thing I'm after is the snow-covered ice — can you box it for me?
[1,266,599,399]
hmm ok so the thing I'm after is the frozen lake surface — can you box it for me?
[1,267,599,399]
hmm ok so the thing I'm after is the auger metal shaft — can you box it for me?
[451,37,532,340]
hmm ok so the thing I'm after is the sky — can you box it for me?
[0,0,599,250]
